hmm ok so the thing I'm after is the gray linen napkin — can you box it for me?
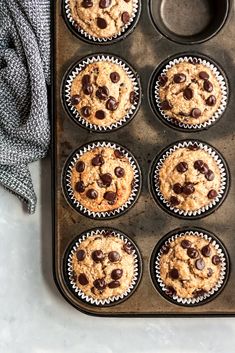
[0,0,51,213]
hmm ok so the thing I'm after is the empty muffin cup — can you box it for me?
[149,53,228,132]
[150,227,229,306]
[62,141,142,219]
[149,140,230,219]
[64,227,142,306]
[63,0,141,44]
[148,0,229,44]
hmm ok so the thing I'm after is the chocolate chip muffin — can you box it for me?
[158,60,223,125]
[70,145,135,213]
[70,60,136,128]
[159,233,222,299]
[68,0,136,39]
[70,232,136,300]
[159,145,221,212]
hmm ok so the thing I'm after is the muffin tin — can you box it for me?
[53,0,235,316]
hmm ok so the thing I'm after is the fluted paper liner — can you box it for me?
[63,54,141,132]
[153,229,228,306]
[65,228,141,306]
[62,141,141,219]
[154,56,228,131]
[151,140,229,218]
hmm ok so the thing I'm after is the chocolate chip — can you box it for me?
[162,245,170,254]
[160,100,172,110]
[97,17,107,29]
[199,71,209,80]
[169,196,180,206]
[194,160,209,174]
[206,95,216,106]
[201,245,211,257]
[99,0,111,8]
[76,161,85,173]
[81,0,93,8]
[114,149,124,158]
[108,251,121,262]
[165,286,176,297]
[169,268,179,280]
[83,83,93,95]
[195,258,205,270]
[75,181,85,193]
[194,159,203,170]
[181,239,192,249]
[176,162,188,173]
[193,289,207,297]
[110,71,120,83]
[81,106,91,118]
[76,249,86,261]
[96,86,109,100]
[208,268,213,277]
[122,11,130,24]
[92,250,104,263]
[205,170,215,181]
[189,58,198,65]
[188,144,199,151]
[123,243,133,254]
[182,182,195,195]
[82,74,91,86]
[173,183,183,194]
[92,154,104,166]
[115,167,125,178]
[106,97,118,111]
[158,74,168,87]
[111,269,123,280]
[86,189,98,199]
[130,91,136,104]
[93,278,106,290]
[173,73,186,83]
[100,173,112,187]
[71,94,80,105]
[183,87,193,100]
[191,108,201,118]
[104,191,116,202]
[212,255,221,265]
[108,280,120,289]
[78,273,89,286]
[204,80,213,92]
[187,248,199,259]
[208,189,217,199]
[95,110,106,120]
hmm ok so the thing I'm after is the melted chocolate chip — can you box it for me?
[182,182,195,195]
[99,0,111,8]
[208,189,217,199]
[108,280,120,289]
[169,196,180,206]
[81,0,93,8]
[173,73,186,83]
[188,144,199,151]
[160,100,172,111]
[204,80,213,92]
[106,96,118,111]
[96,86,109,100]
[76,249,86,261]
[201,245,211,257]
[187,248,199,259]
[83,83,93,95]
[205,170,215,181]
[191,108,201,118]
[110,71,120,83]
[165,286,176,297]
[108,251,121,263]
[115,167,125,178]
[208,268,213,277]
[206,95,216,106]
[78,273,89,285]
[97,17,107,29]
[86,189,98,199]
[75,181,85,193]
[183,87,193,100]
[81,106,91,118]
[176,162,188,173]
[71,94,80,105]
[130,91,136,104]
[82,74,91,86]
[195,258,205,270]
[93,278,106,290]
[114,149,124,158]
[92,154,104,166]
[173,183,183,194]
[123,243,133,254]
[162,245,170,254]
[76,161,85,173]
[169,268,179,280]
[158,74,168,87]
[193,289,207,297]
[95,110,106,120]
[199,71,209,80]
[100,173,112,187]
[212,255,221,265]
[104,191,116,202]
[122,11,130,24]
[111,269,123,280]
[92,250,104,263]
[181,239,192,249]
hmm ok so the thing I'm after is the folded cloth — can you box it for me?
[0,0,51,213]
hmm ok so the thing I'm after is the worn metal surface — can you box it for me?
[53,0,235,316]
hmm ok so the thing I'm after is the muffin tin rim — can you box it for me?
[149,226,230,307]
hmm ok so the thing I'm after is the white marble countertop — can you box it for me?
[1,158,235,353]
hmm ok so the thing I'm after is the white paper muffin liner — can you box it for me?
[66,228,141,306]
[154,229,228,306]
[154,56,228,130]
[152,140,229,218]
[64,0,140,43]
[62,141,142,219]
[63,54,141,132]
